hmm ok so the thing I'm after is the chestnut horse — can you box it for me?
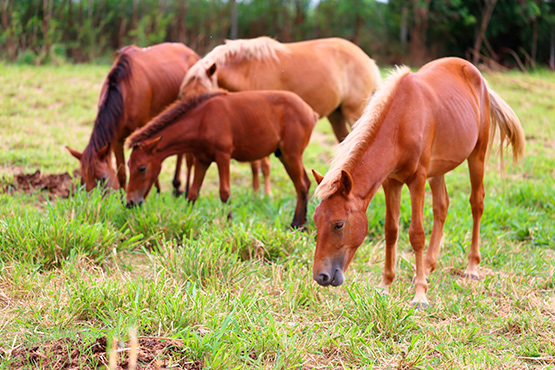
[179,37,381,142]
[312,57,525,308]
[66,43,200,192]
[125,90,317,228]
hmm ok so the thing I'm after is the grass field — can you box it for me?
[0,62,554,369]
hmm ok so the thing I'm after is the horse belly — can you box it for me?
[231,122,280,162]
[427,107,480,177]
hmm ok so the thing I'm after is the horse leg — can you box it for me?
[184,153,193,198]
[276,151,310,228]
[464,152,486,279]
[215,152,231,204]
[113,140,126,190]
[261,156,272,196]
[172,154,183,196]
[250,160,261,195]
[407,171,429,309]
[327,109,350,142]
[424,175,450,277]
[187,158,210,203]
[378,178,403,295]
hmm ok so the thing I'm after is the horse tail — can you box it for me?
[487,87,525,165]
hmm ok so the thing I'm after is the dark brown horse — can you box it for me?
[126,90,317,228]
[312,57,525,308]
[66,43,200,192]
[179,37,381,142]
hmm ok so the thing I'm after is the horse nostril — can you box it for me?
[126,200,134,208]
[318,272,330,285]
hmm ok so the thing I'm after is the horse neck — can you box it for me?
[349,117,401,207]
[152,116,200,161]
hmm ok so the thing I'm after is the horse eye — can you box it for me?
[138,166,147,173]
[334,222,344,230]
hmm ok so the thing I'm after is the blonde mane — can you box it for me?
[315,66,411,199]
[183,37,289,84]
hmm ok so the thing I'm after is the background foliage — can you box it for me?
[1,0,555,68]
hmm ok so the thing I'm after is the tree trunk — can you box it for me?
[230,0,238,39]
[352,13,363,45]
[472,0,497,66]
[531,18,537,65]
[400,4,408,51]
[550,28,555,70]
[409,0,431,66]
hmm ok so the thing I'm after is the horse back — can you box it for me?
[118,43,200,131]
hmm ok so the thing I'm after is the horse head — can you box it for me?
[126,136,163,207]
[311,169,368,287]
[179,63,219,100]
[66,144,119,192]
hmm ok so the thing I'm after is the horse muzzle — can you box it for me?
[313,267,345,287]
[126,199,144,208]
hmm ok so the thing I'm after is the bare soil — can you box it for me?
[7,336,203,369]
[2,170,78,198]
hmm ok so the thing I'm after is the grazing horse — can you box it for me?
[66,43,200,192]
[311,57,525,308]
[125,90,317,228]
[179,37,381,142]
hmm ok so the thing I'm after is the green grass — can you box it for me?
[0,63,554,369]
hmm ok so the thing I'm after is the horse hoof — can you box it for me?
[173,189,183,197]
[411,301,429,310]
[462,272,481,281]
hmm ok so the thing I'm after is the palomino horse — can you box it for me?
[125,90,317,228]
[178,37,380,195]
[66,43,200,192]
[179,37,381,142]
[312,57,525,308]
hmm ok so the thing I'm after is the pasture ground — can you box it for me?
[0,63,554,369]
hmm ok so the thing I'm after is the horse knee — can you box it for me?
[409,226,426,251]
[220,189,230,203]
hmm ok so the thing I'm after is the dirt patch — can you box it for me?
[2,170,78,198]
[7,336,203,369]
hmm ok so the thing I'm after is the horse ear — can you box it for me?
[97,144,111,160]
[312,169,324,185]
[143,136,163,153]
[66,146,82,161]
[339,170,353,196]
[206,63,217,78]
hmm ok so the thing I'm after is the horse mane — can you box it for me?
[315,66,412,199]
[183,37,289,83]
[82,53,132,165]
[127,92,226,148]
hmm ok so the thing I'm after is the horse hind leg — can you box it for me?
[261,156,272,196]
[327,108,350,142]
[424,175,450,278]
[250,160,261,195]
[464,152,486,279]
[276,150,310,228]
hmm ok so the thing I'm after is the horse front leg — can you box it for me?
[407,171,429,309]
[215,152,232,204]
[250,160,261,195]
[172,154,183,196]
[378,179,403,295]
[261,156,272,196]
[187,158,210,203]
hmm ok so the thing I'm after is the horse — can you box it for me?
[179,37,381,142]
[125,90,317,228]
[311,57,525,308]
[66,43,200,193]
